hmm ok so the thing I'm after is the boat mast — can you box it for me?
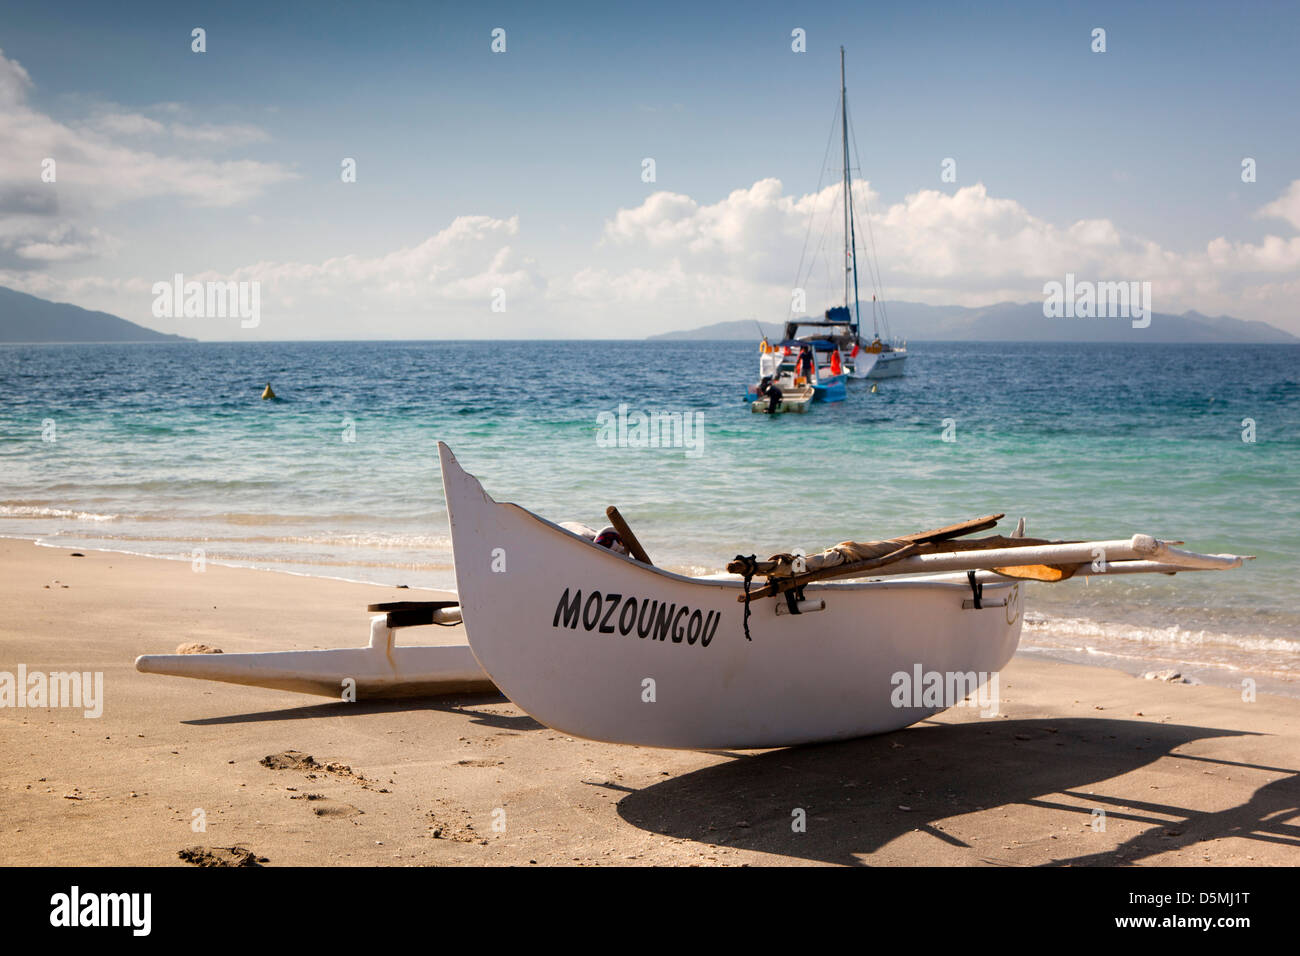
[840,47,863,338]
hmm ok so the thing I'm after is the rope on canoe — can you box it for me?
[735,554,758,641]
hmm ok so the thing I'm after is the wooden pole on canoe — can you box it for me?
[730,534,1249,601]
[606,506,653,565]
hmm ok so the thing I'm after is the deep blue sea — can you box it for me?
[2,341,1297,691]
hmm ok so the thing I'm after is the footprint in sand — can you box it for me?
[178,846,268,867]
[426,809,484,844]
[260,750,388,792]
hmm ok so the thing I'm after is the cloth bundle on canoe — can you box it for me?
[757,537,926,577]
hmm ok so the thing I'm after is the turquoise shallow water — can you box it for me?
[2,340,1297,691]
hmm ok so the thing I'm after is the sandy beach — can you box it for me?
[2,537,1297,867]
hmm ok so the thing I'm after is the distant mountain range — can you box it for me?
[649,301,1299,344]
[0,286,192,343]
[4,284,1295,344]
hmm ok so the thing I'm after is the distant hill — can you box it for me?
[0,286,192,343]
[649,301,1299,344]
[650,319,787,340]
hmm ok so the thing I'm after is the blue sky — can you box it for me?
[2,0,1298,338]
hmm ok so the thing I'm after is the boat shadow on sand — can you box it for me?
[613,717,1300,866]
[179,693,546,733]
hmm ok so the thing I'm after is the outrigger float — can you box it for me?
[136,601,494,698]
[136,444,1252,751]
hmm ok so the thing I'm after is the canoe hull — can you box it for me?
[440,444,1023,750]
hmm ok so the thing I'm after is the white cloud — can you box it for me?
[11,223,119,262]
[0,48,32,106]
[1,215,545,337]
[170,122,270,146]
[234,215,534,298]
[1258,179,1300,231]
[575,177,1300,330]
[0,48,294,264]
[86,111,167,137]
[1206,234,1300,272]
[9,177,1300,337]
[83,110,269,147]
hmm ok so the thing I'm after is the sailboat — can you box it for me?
[783,47,907,380]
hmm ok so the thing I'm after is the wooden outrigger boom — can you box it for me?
[135,601,495,699]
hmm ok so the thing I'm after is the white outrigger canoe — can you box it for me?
[437,444,1249,750]
[135,444,1252,752]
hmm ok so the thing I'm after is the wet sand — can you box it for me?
[2,538,1297,866]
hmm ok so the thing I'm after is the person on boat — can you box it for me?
[796,346,814,383]
[756,375,784,414]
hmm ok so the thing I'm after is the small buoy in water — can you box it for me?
[870,383,878,393]
[261,383,276,400]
